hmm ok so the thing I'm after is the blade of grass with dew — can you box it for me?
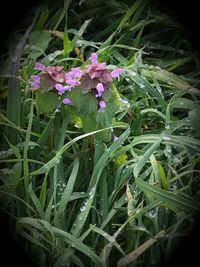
[56,157,79,218]
[23,98,34,202]
[117,230,165,267]
[133,134,163,177]
[90,224,125,256]
[70,125,130,238]
[135,178,200,214]
[28,183,45,218]
[100,199,162,264]
[31,124,128,176]
[18,217,106,267]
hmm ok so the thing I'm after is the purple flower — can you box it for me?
[45,66,66,83]
[30,75,40,90]
[65,67,83,89]
[89,53,98,65]
[34,63,46,71]
[80,54,112,94]
[71,67,83,78]
[98,100,106,112]
[111,68,124,80]
[66,79,81,87]
[55,83,70,95]
[63,98,74,105]
[95,83,104,97]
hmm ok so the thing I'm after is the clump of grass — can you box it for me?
[0,1,200,267]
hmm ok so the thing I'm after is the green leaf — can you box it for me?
[76,93,98,115]
[35,90,59,114]
[189,109,200,137]
[135,178,200,214]
[27,31,52,60]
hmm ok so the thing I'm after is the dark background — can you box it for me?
[0,0,199,267]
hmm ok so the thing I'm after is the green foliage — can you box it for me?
[1,0,200,267]
[35,90,59,114]
[27,31,52,60]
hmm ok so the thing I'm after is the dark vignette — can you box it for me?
[0,1,199,267]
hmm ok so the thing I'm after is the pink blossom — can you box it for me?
[55,83,70,95]
[111,68,124,80]
[34,63,46,71]
[63,98,74,105]
[95,83,105,97]
[98,100,106,112]
[89,53,98,65]
[30,75,40,90]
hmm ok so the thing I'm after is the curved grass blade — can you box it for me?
[135,178,200,214]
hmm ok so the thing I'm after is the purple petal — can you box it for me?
[71,67,83,78]
[95,63,107,70]
[111,68,124,79]
[63,98,74,105]
[98,100,106,112]
[66,79,80,87]
[31,75,40,82]
[34,63,46,71]
[89,53,98,65]
[95,83,104,97]
[30,75,40,89]
[55,83,65,95]
[55,83,70,95]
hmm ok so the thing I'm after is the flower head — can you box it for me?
[80,53,112,95]
[45,66,66,83]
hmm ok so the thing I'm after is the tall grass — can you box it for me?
[0,0,200,267]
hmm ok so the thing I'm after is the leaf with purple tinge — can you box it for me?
[80,74,99,94]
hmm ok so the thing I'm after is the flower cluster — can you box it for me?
[30,53,123,112]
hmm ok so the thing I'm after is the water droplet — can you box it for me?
[167,80,173,85]
[74,123,80,128]
[121,99,129,104]
[106,148,110,152]
[140,83,145,89]
[80,206,86,212]
[155,66,161,70]
[126,78,130,82]
[166,145,172,153]
[179,49,185,54]
[163,135,171,141]
[131,72,136,76]
[165,124,170,130]
[148,209,157,218]
[173,157,180,164]
[186,117,190,122]
[89,187,95,197]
